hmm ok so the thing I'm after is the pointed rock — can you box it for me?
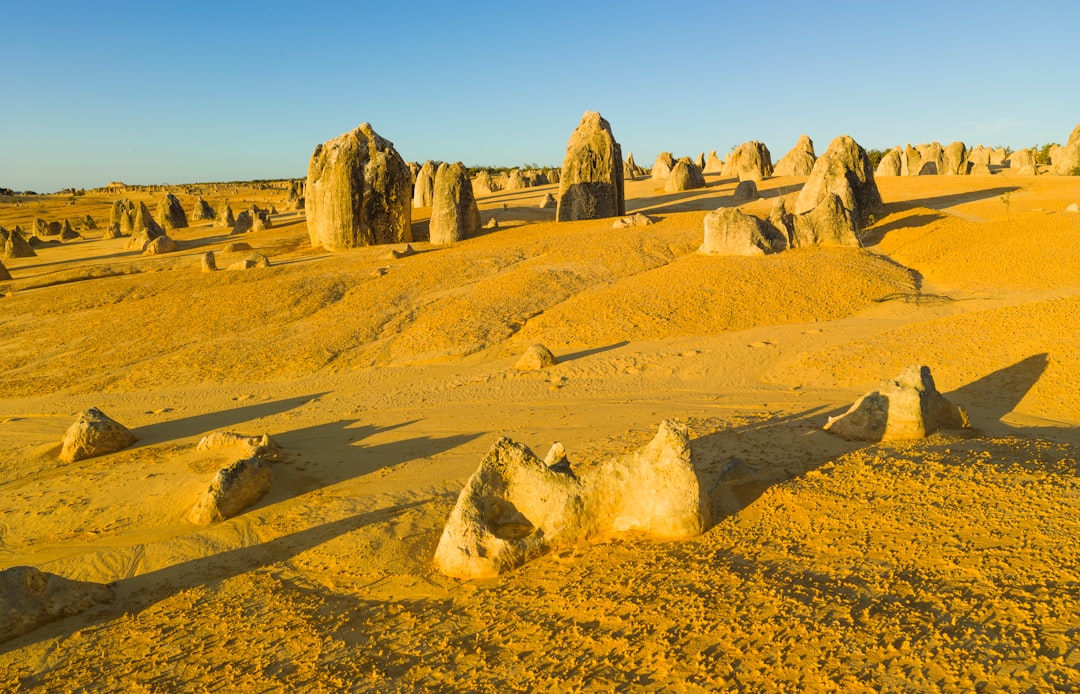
[556,111,625,222]
[59,407,137,463]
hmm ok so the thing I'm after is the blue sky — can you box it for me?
[2,0,1078,191]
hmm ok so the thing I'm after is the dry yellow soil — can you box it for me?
[1,171,1078,691]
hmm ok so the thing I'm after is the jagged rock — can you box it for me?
[306,122,412,250]
[824,365,971,441]
[188,454,271,525]
[942,142,969,175]
[538,193,556,209]
[1016,164,1038,176]
[0,260,11,281]
[109,199,133,229]
[900,144,921,176]
[79,214,97,230]
[483,217,499,229]
[772,135,816,176]
[695,152,706,170]
[722,141,772,181]
[791,193,858,248]
[223,241,252,252]
[795,134,883,230]
[767,198,794,248]
[45,221,62,236]
[733,180,759,202]
[664,161,706,193]
[970,163,992,175]
[651,152,675,180]
[232,210,254,234]
[0,567,114,644]
[915,142,945,175]
[142,235,178,255]
[623,152,639,180]
[430,162,480,244]
[556,111,625,222]
[472,171,496,195]
[126,202,164,249]
[412,160,437,208]
[612,212,655,229]
[989,148,1007,166]
[155,193,188,230]
[386,243,417,259]
[1006,148,1034,170]
[59,407,137,463]
[434,420,708,579]
[214,201,235,228]
[875,148,903,177]
[200,251,217,272]
[190,196,215,222]
[515,344,557,371]
[968,145,991,166]
[700,207,775,256]
[60,220,80,241]
[5,228,36,258]
[1054,123,1080,175]
[703,150,723,174]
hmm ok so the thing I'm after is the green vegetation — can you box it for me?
[1033,143,1058,166]
[866,149,891,168]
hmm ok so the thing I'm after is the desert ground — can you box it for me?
[1,169,1079,691]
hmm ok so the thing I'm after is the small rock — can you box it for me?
[515,344,557,371]
[612,212,655,229]
[59,407,137,463]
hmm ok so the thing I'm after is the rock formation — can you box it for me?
[824,365,971,441]
[703,150,723,174]
[412,160,437,208]
[201,251,217,272]
[538,193,556,209]
[0,567,114,644]
[733,180,759,202]
[651,152,675,180]
[505,169,527,190]
[942,142,969,175]
[700,207,776,256]
[875,148,903,177]
[515,344,557,371]
[612,212,654,229]
[1006,148,1034,170]
[791,194,858,247]
[143,235,178,255]
[434,420,708,579]
[155,193,188,230]
[664,161,706,193]
[915,142,945,175]
[232,210,254,235]
[4,227,36,258]
[125,202,165,250]
[58,407,137,463]
[190,196,215,222]
[556,111,625,222]
[214,201,235,228]
[793,134,883,243]
[0,259,11,281]
[472,171,496,195]
[1054,123,1080,175]
[772,135,816,176]
[429,162,480,245]
[722,141,772,181]
[60,220,80,241]
[189,431,277,525]
[306,122,413,250]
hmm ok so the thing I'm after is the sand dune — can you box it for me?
[1,173,1078,690]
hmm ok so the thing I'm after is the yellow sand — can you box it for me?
[1,172,1078,690]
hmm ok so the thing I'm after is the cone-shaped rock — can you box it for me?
[58,407,137,463]
[700,208,774,256]
[722,141,773,181]
[214,201,235,228]
[155,193,188,230]
[306,122,413,250]
[825,365,971,441]
[791,193,858,248]
[0,259,11,281]
[772,135,816,177]
[429,162,480,245]
[651,152,675,180]
[794,135,884,228]
[1054,123,1080,175]
[190,196,215,221]
[875,148,903,177]
[5,228,36,258]
[556,111,625,222]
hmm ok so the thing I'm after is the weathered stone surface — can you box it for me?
[142,235,178,255]
[155,193,188,230]
[556,111,625,222]
[824,365,971,441]
[990,148,1007,166]
[0,567,114,644]
[1054,123,1080,175]
[0,260,11,281]
[703,150,723,174]
[791,193,858,247]
[45,221,62,236]
[664,161,706,193]
[434,420,707,579]
[5,228,36,258]
[722,141,772,181]
[942,141,969,175]
[188,431,276,525]
[200,251,217,272]
[969,163,992,175]
[59,407,137,463]
[109,199,134,231]
[190,196,215,222]
[223,241,253,252]
[612,212,655,229]
[429,162,480,245]
[795,135,884,229]
[515,344,557,371]
[306,122,413,250]
[968,145,991,166]
[651,152,675,180]
[1007,148,1034,170]
[505,169,527,190]
[60,220,80,241]
[412,160,437,208]
[875,148,903,177]
[767,198,794,248]
[700,207,774,256]
[733,180,759,202]
[538,193,556,209]
[915,142,945,175]
[232,210,254,235]
[772,135,816,176]
[472,171,497,195]
[482,217,499,229]
[214,201,235,228]
[126,202,164,249]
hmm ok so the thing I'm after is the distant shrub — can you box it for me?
[1033,143,1058,166]
[866,149,890,168]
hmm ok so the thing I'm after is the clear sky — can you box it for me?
[2,0,1078,192]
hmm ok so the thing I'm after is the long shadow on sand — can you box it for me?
[133,392,331,447]
[947,353,1053,428]
[558,341,629,363]
[886,186,1020,215]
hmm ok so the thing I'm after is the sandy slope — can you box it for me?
[1,173,1079,690]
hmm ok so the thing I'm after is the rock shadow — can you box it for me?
[557,341,629,363]
[947,353,1049,425]
[885,186,1020,214]
[133,393,331,447]
[861,212,944,245]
